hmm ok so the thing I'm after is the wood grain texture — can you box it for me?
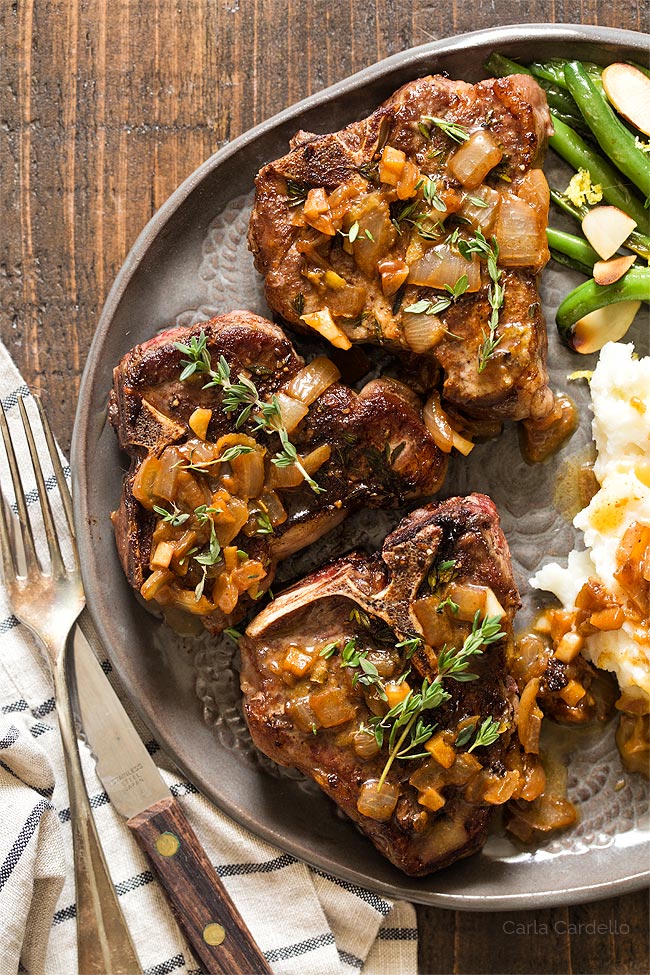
[1,2,648,973]
[128,795,271,974]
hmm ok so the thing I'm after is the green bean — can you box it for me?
[528,59,603,91]
[548,115,648,227]
[546,227,599,267]
[564,60,650,202]
[556,266,650,333]
[549,249,593,276]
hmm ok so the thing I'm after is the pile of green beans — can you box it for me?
[485,53,650,349]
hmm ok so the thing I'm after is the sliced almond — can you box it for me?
[581,206,637,260]
[602,63,650,137]
[573,300,642,354]
[593,253,637,286]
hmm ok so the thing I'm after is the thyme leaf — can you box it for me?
[421,115,470,144]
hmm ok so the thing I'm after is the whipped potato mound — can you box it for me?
[532,342,650,707]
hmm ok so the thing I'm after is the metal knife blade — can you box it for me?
[71,617,272,975]
[72,624,170,818]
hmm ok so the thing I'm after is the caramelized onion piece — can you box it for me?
[283,357,341,405]
[357,779,399,821]
[408,242,480,291]
[402,311,446,354]
[447,130,503,188]
[518,678,543,754]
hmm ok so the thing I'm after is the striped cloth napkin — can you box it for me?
[0,338,418,975]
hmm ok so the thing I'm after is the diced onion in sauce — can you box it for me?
[378,258,410,298]
[356,779,399,821]
[402,311,446,353]
[495,196,544,267]
[379,146,406,186]
[303,187,336,235]
[408,242,480,291]
[458,185,501,231]
[302,443,332,475]
[446,583,488,621]
[518,678,543,754]
[309,687,355,727]
[300,309,352,350]
[284,357,341,405]
[132,454,161,509]
[423,391,455,453]
[188,407,212,441]
[447,130,503,189]
[274,391,310,433]
[353,728,381,760]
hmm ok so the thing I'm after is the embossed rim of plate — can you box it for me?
[73,24,650,909]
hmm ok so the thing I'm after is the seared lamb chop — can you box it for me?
[240,494,523,876]
[248,73,554,422]
[109,311,446,633]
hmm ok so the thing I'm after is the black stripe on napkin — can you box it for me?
[378,926,418,940]
[377,928,418,941]
[53,903,77,925]
[1,384,31,411]
[32,697,55,719]
[114,869,155,896]
[58,789,111,823]
[30,720,54,738]
[0,725,20,749]
[144,952,186,975]
[0,798,52,891]
[217,851,298,877]
[265,932,335,963]
[314,868,392,915]
[1,698,28,715]
[10,469,70,515]
[0,614,19,635]
[0,757,54,798]
[338,947,364,968]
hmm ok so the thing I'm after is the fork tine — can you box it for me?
[0,400,39,576]
[18,396,66,578]
[0,477,17,583]
[35,397,79,568]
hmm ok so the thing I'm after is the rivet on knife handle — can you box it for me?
[127,795,272,975]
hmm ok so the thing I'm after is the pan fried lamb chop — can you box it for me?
[109,311,446,634]
[240,494,527,875]
[248,73,554,423]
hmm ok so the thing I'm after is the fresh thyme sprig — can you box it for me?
[338,220,375,243]
[174,332,322,493]
[391,200,442,240]
[417,175,447,211]
[455,716,503,751]
[193,520,222,600]
[320,637,387,699]
[152,503,190,527]
[373,612,505,788]
[420,115,470,144]
[456,230,505,372]
[255,510,274,535]
[404,274,469,317]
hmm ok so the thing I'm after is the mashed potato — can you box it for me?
[532,342,650,705]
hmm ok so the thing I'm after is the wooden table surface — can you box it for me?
[2,2,648,973]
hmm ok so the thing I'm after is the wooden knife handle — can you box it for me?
[127,796,272,974]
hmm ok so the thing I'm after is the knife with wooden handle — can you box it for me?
[72,620,272,975]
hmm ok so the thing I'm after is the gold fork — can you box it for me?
[0,396,142,975]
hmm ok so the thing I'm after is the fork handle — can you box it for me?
[54,647,143,975]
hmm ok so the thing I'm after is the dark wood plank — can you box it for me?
[1,3,647,974]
